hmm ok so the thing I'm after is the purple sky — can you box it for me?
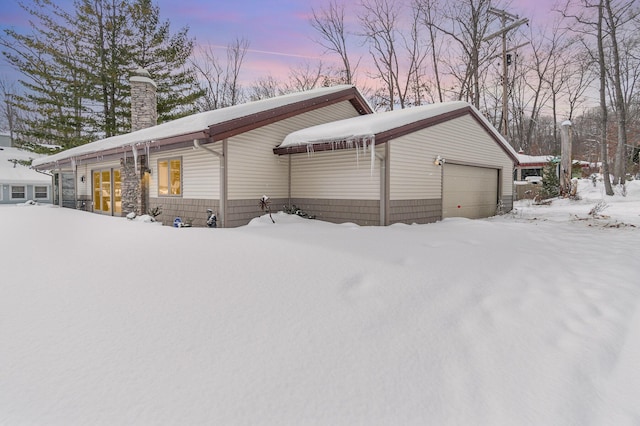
[1,0,561,87]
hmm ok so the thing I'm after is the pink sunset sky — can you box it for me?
[1,0,563,87]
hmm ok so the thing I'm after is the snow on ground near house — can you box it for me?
[1,180,639,425]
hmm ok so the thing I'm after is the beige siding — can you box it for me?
[291,148,380,200]
[227,101,360,200]
[389,115,514,200]
[150,145,221,199]
[76,163,92,198]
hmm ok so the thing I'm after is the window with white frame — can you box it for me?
[11,185,26,199]
[157,157,182,196]
[34,185,49,199]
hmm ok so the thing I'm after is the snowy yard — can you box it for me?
[1,179,639,425]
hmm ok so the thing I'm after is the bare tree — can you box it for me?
[561,0,614,194]
[310,0,358,84]
[247,75,283,101]
[603,0,636,183]
[415,0,445,102]
[417,0,501,109]
[283,61,326,92]
[359,0,427,110]
[191,37,249,111]
[597,0,615,195]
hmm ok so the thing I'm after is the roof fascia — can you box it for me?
[207,87,372,141]
[274,106,520,165]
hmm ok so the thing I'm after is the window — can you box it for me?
[34,185,48,199]
[158,157,182,196]
[11,185,26,199]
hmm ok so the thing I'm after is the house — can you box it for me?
[31,75,372,227]
[274,102,519,225]
[0,145,52,204]
[514,153,554,182]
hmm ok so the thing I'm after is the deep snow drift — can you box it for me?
[1,180,639,425]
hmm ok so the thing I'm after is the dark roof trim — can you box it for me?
[206,87,372,141]
[273,106,520,164]
[40,130,209,169]
[36,86,371,170]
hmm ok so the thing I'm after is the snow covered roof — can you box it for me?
[0,146,51,185]
[516,154,554,166]
[274,101,519,163]
[33,85,371,169]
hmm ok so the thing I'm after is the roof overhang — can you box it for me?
[33,86,372,171]
[274,105,520,165]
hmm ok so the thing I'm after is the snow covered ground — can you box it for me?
[1,179,639,425]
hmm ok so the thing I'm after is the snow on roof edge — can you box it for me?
[32,85,359,168]
[278,101,519,163]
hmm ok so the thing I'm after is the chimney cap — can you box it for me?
[130,67,157,89]
[132,67,151,78]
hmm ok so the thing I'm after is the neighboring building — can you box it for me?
[32,82,372,227]
[0,146,52,204]
[514,153,553,182]
[274,102,518,225]
[0,132,12,147]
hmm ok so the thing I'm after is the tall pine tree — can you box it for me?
[0,0,203,151]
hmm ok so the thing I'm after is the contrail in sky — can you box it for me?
[202,44,323,60]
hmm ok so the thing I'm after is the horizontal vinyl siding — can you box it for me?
[390,115,514,200]
[227,101,360,200]
[390,140,442,200]
[291,148,380,200]
[150,146,220,199]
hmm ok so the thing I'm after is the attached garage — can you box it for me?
[275,101,519,225]
[442,164,499,219]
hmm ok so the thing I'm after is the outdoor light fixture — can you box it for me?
[80,175,85,183]
[434,155,445,166]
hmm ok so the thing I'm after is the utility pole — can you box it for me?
[484,8,528,139]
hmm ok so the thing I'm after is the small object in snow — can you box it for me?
[126,212,136,220]
[174,217,182,227]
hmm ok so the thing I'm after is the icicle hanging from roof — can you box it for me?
[132,145,139,174]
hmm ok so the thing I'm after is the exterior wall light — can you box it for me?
[434,155,445,166]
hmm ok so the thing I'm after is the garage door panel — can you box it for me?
[443,164,498,219]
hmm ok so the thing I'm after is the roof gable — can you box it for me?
[274,101,519,164]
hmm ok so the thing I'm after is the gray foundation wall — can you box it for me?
[225,198,289,228]
[289,198,380,226]
[501,195,514,213]
[389,199,442,224]
[150,197,219,227]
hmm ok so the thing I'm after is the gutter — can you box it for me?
[193,138,226,228]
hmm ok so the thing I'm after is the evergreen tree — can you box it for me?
[540,160,560,199]
[0,0,203,151]
[128,0,203,123]
[1,0,94,150]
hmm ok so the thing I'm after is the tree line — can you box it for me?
[1,0,639,189]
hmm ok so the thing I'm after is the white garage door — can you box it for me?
[443,164,498,219]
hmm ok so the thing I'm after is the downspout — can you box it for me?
[288,155,292,205]
[194,139,226,228]
[377,143,389,226]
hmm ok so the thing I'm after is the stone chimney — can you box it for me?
[130,67,157,132]
[121,68,156,217]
